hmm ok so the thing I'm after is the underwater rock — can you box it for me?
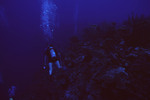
[134,47,139,51]
[22,17,150,100]
[74,56,85,63]
[105,67,128,78]
[120,40,125,45]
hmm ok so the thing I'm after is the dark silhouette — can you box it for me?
[43,44,62,75]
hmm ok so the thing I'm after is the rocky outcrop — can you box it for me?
[21,16,150,100]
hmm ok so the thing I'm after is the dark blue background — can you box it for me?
[0,0,150,99]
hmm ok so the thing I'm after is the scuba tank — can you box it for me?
[50,48,56,58]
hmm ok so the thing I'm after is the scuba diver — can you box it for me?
[8,86,16,100]
[43,44,62,75]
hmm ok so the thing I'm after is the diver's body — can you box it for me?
[44,45,61,75]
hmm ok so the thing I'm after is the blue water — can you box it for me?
[0,72,3,84]
[0,0,150,99]
[74,1,79,35]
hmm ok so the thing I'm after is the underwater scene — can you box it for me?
[0,0,150,100]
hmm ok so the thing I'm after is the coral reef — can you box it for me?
[20,16,150,100]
